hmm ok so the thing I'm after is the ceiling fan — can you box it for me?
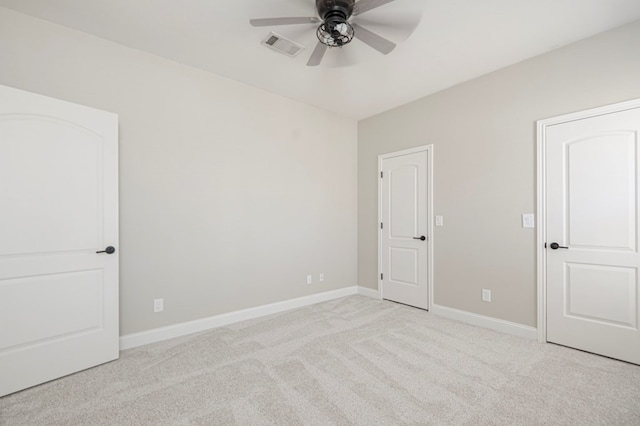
[250,0,409,66]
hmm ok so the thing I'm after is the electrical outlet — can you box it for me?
[154,298,164,312]
[482,289,491,302]
[306,275,312,285]
[319,273,324,282]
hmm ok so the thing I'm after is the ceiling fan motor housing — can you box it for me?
[316,0,355,20]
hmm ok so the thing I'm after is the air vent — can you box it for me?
[262,32,305,58]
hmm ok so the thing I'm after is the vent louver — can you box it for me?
[262,32,305,58]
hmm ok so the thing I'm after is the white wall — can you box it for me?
[0,7,358,335]
[358,20,640,327]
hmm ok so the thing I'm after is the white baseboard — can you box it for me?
[430,304,537,340]
[120,286,372,350]
[357,286,380,299]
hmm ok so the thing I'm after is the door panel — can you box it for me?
[546,106,640,364]
[381,150,429,309]
[390,247,418,285]
[0,270,103,350]
[566,132,636,250]
[565,263,637,328]
[390,165,418,237]
[0,84,119,396]
[0,116,103,255]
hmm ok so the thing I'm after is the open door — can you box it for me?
[0,85,119,396]
[540,100,640,365]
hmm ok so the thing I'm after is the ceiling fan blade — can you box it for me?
[353,0,396,16]
[307,42,328,66]
[351,23,396,54]
[354,15,420,32]
[250,17,320,27]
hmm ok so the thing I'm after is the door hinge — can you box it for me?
[380,171,383,178]
[380,273,383,280]
[380,222,383,229]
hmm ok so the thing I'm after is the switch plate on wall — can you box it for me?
[482,289,491,302]
[154,298,164,312]
[306,275,312,285]
[522,213,535,228]
[436,216,444,227]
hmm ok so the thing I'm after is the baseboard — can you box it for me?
[120,286,371,350]
[357,286,380,299]
[430,304,537,340]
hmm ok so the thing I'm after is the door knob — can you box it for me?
[549,242,568,250]
[413,236,426,241]
[96,246,116,254]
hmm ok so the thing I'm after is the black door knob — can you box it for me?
[549,242,568,250]
[96,246,116,254]
[413,236,426,241]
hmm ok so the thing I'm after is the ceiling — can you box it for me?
[1,0,640,120]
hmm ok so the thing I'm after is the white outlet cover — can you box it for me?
[306,275,312,285]
[319,273,324,282]
[482,289,491,302]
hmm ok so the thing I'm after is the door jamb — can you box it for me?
[378,145,434,310]
[536,98,640,343]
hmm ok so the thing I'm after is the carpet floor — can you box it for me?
[1,295,639,425]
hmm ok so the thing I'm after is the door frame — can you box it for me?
[378,145,434,310]
[536,97,640,342]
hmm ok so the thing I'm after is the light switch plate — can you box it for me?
[435,216,444,227]
[522,213,535,228]
[154,298,164,312]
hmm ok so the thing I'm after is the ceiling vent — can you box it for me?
[262,32,305,58]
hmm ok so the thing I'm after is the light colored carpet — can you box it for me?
[1,295,639,425]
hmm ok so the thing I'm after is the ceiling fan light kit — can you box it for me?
[250,0,406,66]
[316,19,355,48]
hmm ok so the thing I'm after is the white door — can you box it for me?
[546,106,640,365]
[0,85,119,396]
[380,148,430,309]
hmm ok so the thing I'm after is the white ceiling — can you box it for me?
[2,0,640,120]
